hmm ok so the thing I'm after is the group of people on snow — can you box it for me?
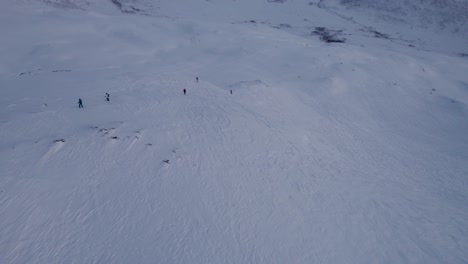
[77,93,109,108]
[77,77,232,108]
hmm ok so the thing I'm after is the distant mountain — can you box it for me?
[337,0,468,33]
[35,0,468,35]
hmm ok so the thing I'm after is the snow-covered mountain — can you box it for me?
[338,0,468,32]
[31,0,468,54]
[1,0,467,263]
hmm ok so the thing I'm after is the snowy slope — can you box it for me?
[1,1,468,263]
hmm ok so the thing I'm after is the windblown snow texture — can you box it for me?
[1,0,467,263]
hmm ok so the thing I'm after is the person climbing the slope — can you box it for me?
[78,98,83,108]
[183,88,186,95]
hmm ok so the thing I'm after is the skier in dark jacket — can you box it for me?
[78,98,83,108]
[105,93,110,101]
[183,89,186,95]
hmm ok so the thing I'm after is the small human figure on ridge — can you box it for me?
[196,77,199,83]
[183,89,186,95]
[78,98,83,108]
[105,93,110,101]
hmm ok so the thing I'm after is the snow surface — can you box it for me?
[1,0,468,263]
